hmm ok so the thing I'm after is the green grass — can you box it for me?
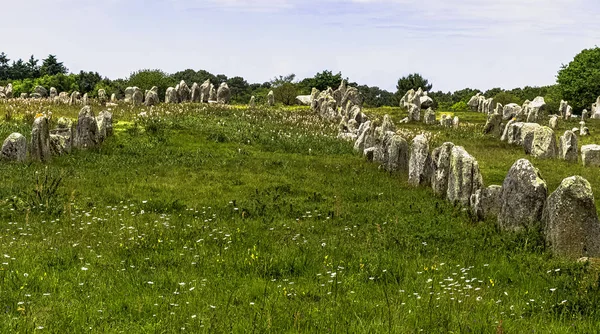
[0,100,600,332]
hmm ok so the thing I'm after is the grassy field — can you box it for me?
[1,100,600,332]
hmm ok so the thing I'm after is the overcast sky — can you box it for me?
[2,0,599,92]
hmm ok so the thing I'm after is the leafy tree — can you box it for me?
[357,85,397,107]
[299,71,343,92]
[451,88,481,104]
[396,73,432,95]
[216,74,228,85]
[0,52,9,81]
[493,91,522,106]
[226,76,250,104]
[40,55,68,76]
[171,69,218,87]
[270,73,296,88]
[26,55,40,79]
[9,59,28,80]
[273,82,298,106]
[450,101,468,112]
[76,71,102,94]
[128,69,176,101]
[484,87,502,98]
[557,47,600,112]
[34,74,79,93]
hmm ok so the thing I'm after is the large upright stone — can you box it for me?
[408,135,432,187]
[165,87,177,104]
[386,135,409,172]
[353,121,374,153]
[82,93,89,106]
[542,176,600,259]
[69,91,81,105]
[76,106,99,149]
[208,84,216,102]
[423,108,436,125]
[216,83,231,104]
[200,80,211,103]
[176,80,191,102]
[341,87,360,115]
[483,114,503,137]
[50,117,73,155]
[498,159,547,231]
[525,97,547,123]
[132,88,143,106]
[581,145,600,167]
[49,87,58,99]
[467,93,481,111]
[5,83,13,98]
[31,116,51,162]
[407,104,421,122]
[190,83,201,102]
[267,90,275,106]
[558,130,578,162]
[124,87,135,103]
[144,86,160,106]
[1,133,27,162]
[431,142,455,197]
[98,89,108,104]
[470,185,502,222]
[447,146,483,206]
[520,123,542,152]
[530,126,557,159]
[34,86,48,98]
[249,96,256,108]
[96,110,113,142]
[503,103,521,121]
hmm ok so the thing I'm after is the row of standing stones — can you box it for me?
[0,80,285,107]
[306,85,600,261]
[0,106,113,163]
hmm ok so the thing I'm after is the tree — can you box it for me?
[9,59,28,80]
[396,73,432,95]
[557,47,600,112]
[493,91,522,106]
[226,76,250,104]
[26,55,40,79]
[40,55,68,76]
[270,73,296,88]
[128,69,176,101]
[357,85,396,107]
[273,82,298,106]
[0,52,9,81]
[76,71,103,94]
[299,71,343,92]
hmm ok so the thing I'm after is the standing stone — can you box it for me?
[1,133,27,162]
[50,117,74,155]
[542,176,600,259]
[82,93,89,106]
[558,130,578,162]
[96,110,113,142]
[5,83,13,98]
[110,93,117,103]
[249,96,256,108]
[209,84,217,102]
[525,97,547,123]
[498,159,547,231]
[353,121,374,153]
[483,113,503,137]
[521,123,542,153]
[49,87,58,99]
[34,86,48,98]
[447,146,483,206]
[582,109,589,121]
[503,103,522,121]
[165,87,177,104]
[76,106,99,149]
[501,119,516,141]
[453,116,460,128]
[581,145,600,167]
[341,87,361,115]
[558,100,568,118]
[176,80,191,102]
[190,83,201,103]
[407,104,421,122]
[549,115,558,129]
[408,135,432,187]
[98,89,108,104]
[267,90,275,106]
[124,87,135,103]
[423,108,436,125]
[217,83,231,104]
[386,135,409,172]
[200,80,211,103]
[467,93,481,111]
[431,142,455,197]
[144,86,160,106]
[470,185,502,222]
[132,88,143,106]
[69,91,81,105]
[530,126,557,159]
[31,116,52,162]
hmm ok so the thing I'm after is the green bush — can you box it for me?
[450,101,468,112]
[557,47,600,112]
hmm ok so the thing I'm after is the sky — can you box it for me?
[1,0,599,92]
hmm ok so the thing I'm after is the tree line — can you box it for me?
[1,47,599,112]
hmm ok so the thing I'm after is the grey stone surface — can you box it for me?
[530,126,557,159]
[1,133,27,162]
[431,142,455,197]
[447,146,483,206]
[498,159,547,231]
[217,83,230,104]
[177,80,191,102]
[581,145,600,167]
[470,185,502,222]
[558,130,578,163]
[76,106,99,149]
[31,116,52,162]
[267,90,275,106]
[483,113,503,137]
[144,86,160,106]
[200,80,211,103]
[423,108,436,125]
[165,87,177,104]
[408,135,432,187]
[542,176,600,259]
[386,135,409,172]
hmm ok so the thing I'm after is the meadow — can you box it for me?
[1,100,600,332]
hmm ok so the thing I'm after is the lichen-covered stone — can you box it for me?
[267,90,275,106]
[431,142,455,197]
[76,106,99,149]
[423,108,436,125]
[31,116,51,162]
[582,145,600,167]
[447,146,483,206]
[483,113,503,137]
[144,86,160,106]
[165,87,177,104]
[530,126,557,159]
[217,83,230,104]
[498,159,547,231]
[176,80,191,102]
[96,110,113,142]
[1,133,27,162]
[558,130,578,162]
[408,135,432,187]
[470,185,502,221]
[542,176,600,259]
[386,135,409,172]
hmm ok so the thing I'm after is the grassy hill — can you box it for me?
[0,100,599,332]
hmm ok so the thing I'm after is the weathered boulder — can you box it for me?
[549,115,558,129]
[558,100,569,118]
[483,113,503,137]
[217,83,230,104]
[190,83,201,102]
[503,103,521,121]
[132,88,143,106]
[467,93,481,111]
[176,80,191,102]
[34,86,48,98]
[498,159,547,231]
[582,145,600,167]
[96,110,113,142]
[296,95,311,106]
[165,87,177,104]
[520,123,542,152]
[431,142,455,197]
[530,126,557,159]
[31,116,52,162]
[5,83,13,98]
[76,106,99,149]
[386,135,409,172]
[353,121,374,153]
[110,93,117,103]
[440,114,453,128]
[98,89,108,104]
[200,80,211,103]
[49,87,58,99]
[1,133,27,162]
[341,87,361,115]
[249,96,256,108]
[20,93,29,99]
[408,135,432,187]
[50,117,73,155]
[82,93,89,106]
[470,185,502,221]
[423,108,436,125]
[420,95,434,109]
[144,86,160,106]
[267,90,275,106]
[69,91,81,105]
[407,104,421,122]
[582,109,589,121]
[558,130,578,162]
[209,84,217,102]
[124,87,135,103]
[525,96,547,123]
[447,146,483,206]
[543,176,600,259]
